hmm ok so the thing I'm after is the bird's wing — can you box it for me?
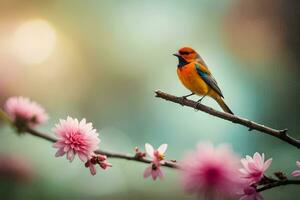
[196,55,211,73]
[195,63,224,98]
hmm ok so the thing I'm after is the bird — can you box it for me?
[173,47,234,114]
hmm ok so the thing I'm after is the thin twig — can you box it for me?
[1,105,300,193]
[25,127,178,168]
[0,109,177,168]
[257,179,300,192]
[22,125,300,192]
[155,90,300,149]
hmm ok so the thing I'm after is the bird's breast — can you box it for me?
[177,64,209,95]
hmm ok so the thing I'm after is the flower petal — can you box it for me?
[241,159,250,171]
[64,145,70,152]
[89,164,97,176]
[152,169,159,180]
[239,168,248,175]
[143,165,152,178]
[145,143,154,158]
[247,161,258,171]
[67,149,75,162]
[253,152,261,162]
[158,144,168,154]
[157,168,164,180]
[296,161,300,168]
[55,148,65,157]
[263,158,272,171]
[253,152,263,168]
[52,141,65,148]
[246,155,253,162]
[78,152,88,162]
[292,170,300,177]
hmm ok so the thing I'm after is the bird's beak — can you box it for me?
[173,53,180,57]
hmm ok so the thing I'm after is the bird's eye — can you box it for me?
[181,52,190,55]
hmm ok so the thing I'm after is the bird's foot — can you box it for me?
[193,104,199,112]
[194,95,207,111]
[181,93,195,99]
[197,95,206,103]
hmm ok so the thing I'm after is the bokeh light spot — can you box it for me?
[12,19,56,65]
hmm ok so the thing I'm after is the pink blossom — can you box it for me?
[85,159,97,175]
[85,154,112,176]
[134,147,146,159]
[145,143,168,165]
[239,187,264,200]
[143,143,167,181]
[180,142,244,199]
[97,154,112,170]
[143,163,163,180]
[291,161,300,177]
[240,153,272,184]
[53,117,100,162]
[4,96,48,128]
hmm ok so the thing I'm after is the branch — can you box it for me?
[25,127,178,168]
[257,179,300,192]
[155,90,300,149]
[1,107,300,194]
[0,108,177,168]
[10,126,300,193]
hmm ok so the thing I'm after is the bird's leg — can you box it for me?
[182,93,195,99]
[193,94,207,112]
[197,94,207,103]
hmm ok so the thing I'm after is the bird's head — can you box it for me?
[173,47,199,68]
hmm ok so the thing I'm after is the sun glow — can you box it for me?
[12,19,57,65]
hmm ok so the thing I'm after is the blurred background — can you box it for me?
[0,0,299,199]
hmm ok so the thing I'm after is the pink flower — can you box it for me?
[291,161,300,177]
[4,96,48,128]
[180,142,244,199]
[240,153,272,184]
[239,187,264,200]
[85,159,97,175]
[53,117,100,162]
[145,143,168,165]
[143,143,167,181]
[85,154,112,176]
[143,163,163,180]
[134,147,146,159]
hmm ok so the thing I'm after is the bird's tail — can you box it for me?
[214,96,234,114]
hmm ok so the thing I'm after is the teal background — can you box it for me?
[0,0,299,199]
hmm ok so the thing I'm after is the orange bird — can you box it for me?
[173,47,233,114]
